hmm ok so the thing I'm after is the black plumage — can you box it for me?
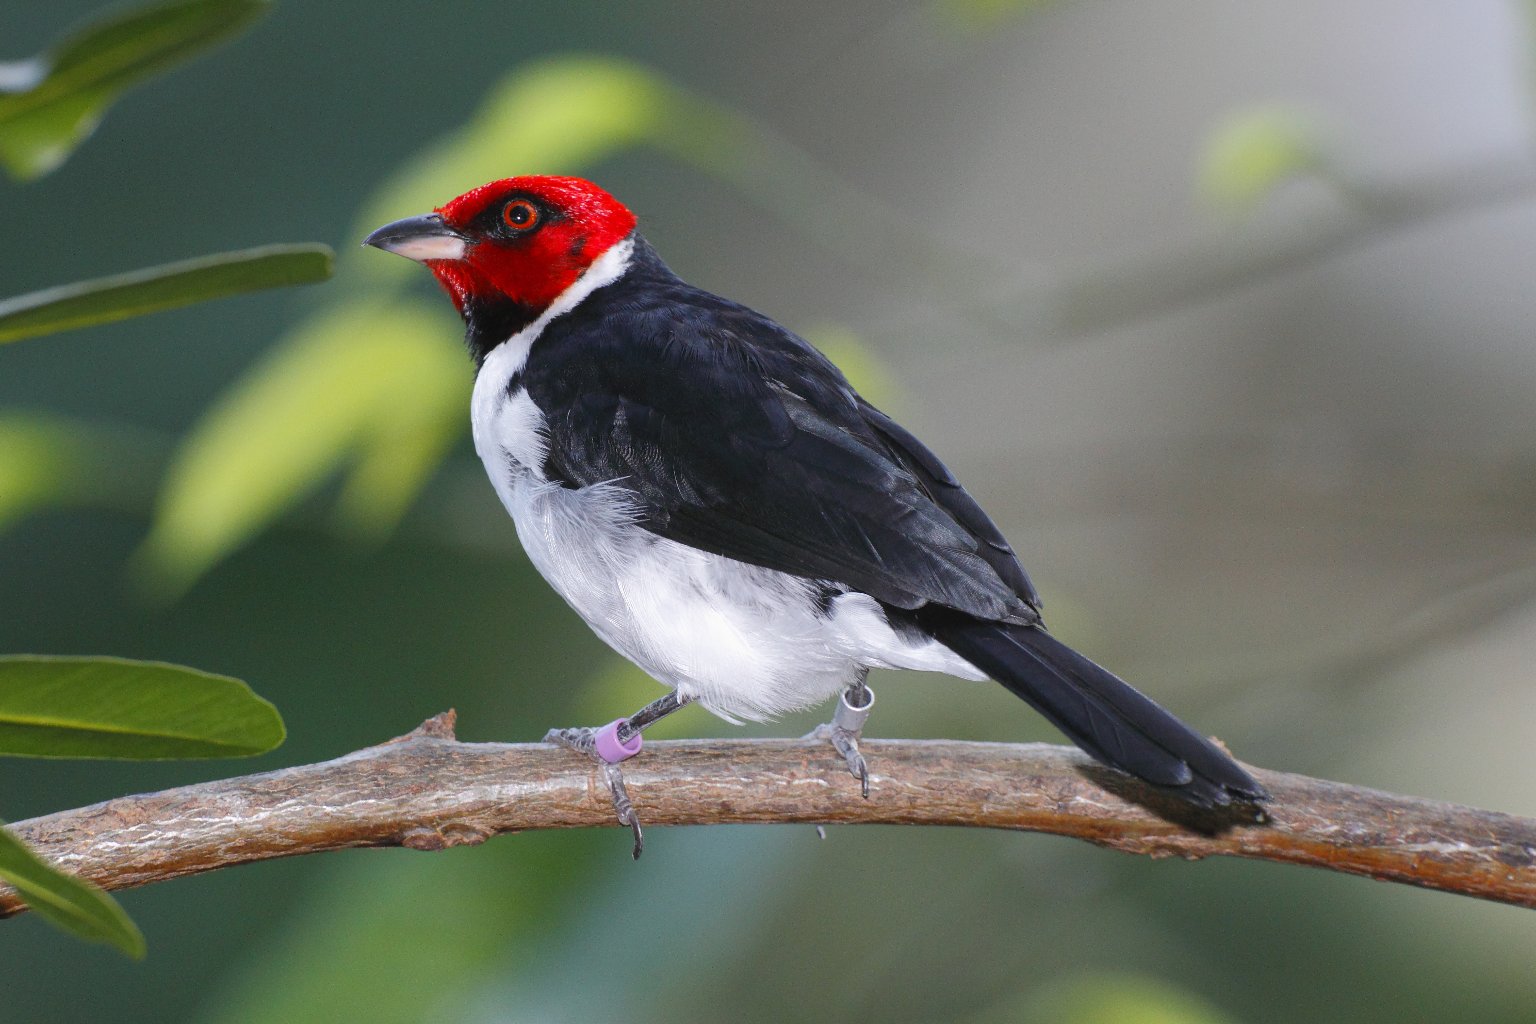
[519,235,1266,807]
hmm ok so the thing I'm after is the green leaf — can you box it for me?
[0,821,144,957]
[138,300,467,594]
[0,0,271,180]
[0,655,284,759]
[0,244,334,345]
[1198,107,1324,215]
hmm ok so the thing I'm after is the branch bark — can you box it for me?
[3,711,1533,916]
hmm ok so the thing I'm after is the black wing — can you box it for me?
[857,399,1041,611]
[520,248,1035,623]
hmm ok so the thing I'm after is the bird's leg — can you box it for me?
[545,690,692,859]
[807,672,875,798]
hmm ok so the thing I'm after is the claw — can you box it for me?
[806,682,876,798]
[603,762,644,859]
[547,725,646,858]
[830,728,871,798]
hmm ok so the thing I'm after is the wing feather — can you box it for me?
[523,268,1033,622]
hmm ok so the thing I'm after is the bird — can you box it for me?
[364,175,1267,855]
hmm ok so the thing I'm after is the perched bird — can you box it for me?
[365,176,1266,855]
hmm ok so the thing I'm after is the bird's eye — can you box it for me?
[502,200,539,231]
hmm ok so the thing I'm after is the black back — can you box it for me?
[517,234,1040,623]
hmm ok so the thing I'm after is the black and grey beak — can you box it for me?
[362,213,469,262]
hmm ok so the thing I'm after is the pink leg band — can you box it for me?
[594,718,643,763]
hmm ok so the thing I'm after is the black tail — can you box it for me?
[929,617,1267,807]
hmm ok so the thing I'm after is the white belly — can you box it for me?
[508,475,861,719]
[499,473,983,720]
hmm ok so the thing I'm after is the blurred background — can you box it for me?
[4,1,1536,1021]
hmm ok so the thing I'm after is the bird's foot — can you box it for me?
[545,719,645,859]
[806,683,876,798]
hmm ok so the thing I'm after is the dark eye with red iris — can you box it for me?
[502,200,539,231]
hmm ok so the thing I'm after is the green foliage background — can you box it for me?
[4,1,1536,1022]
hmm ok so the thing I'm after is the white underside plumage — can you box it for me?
[469,241,984,722]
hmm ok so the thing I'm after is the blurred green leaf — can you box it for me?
[0,655,283,759]
[0,821,144,957]
[0,0,271,180]
[933,0,1057,31]
[0,413,165,532]
[1005,973,1238,1024]
[1198,107,1323,215]
[0,415,95,531]
[138,301,467,593]
[0,244,334,345]
[330,368,467,539]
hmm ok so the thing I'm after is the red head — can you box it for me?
[364,176,638,316]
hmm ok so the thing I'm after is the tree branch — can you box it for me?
[3,711,1533,916]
